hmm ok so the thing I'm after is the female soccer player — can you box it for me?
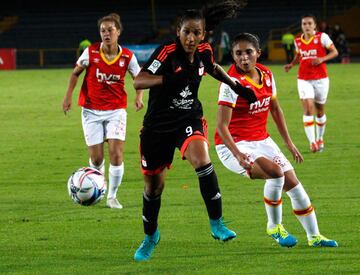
[284,14,338,152]
[132,1,253,261]
[62,13,144,209]
[216,32,338,248]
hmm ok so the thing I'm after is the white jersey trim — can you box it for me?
[77,47,90,67]
[128,54,141,78]
[321,32,333,49]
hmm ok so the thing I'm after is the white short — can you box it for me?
[81,108,127,146]
[297,77,329,104]
[215,137,293,177]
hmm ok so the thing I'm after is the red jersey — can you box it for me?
[214,63,276,145]
[294,31,333,80]
[77,42,140,110]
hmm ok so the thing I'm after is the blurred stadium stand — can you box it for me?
[1,0,359,68]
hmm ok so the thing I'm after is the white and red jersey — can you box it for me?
[214,63,277,145]
[77,42,141,110]
[294,31,333,80]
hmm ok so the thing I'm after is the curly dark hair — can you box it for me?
[177,0,247,32]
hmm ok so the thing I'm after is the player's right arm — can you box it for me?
[216,83,252,169]
[63,65,85,114]
[284,52,300,72]
[133,42,188,90]
[133,71,163,89]
[63,48,89,114]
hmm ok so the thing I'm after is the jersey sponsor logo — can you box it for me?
[91,50,99,54]
[96,68,120,84]
[93,58,100,63]
[180,85,192,98]
[172,85,194,109]
[148,59,161,73]
[299,49,317,59]
[171,98,194,109]
[249,96,271,114]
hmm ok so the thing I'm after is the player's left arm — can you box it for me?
[200,44,240,90]
[208,63,236,87]
[128,54,144,111]
[270,98,303,163]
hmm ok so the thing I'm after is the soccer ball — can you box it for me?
[67,167,107,206]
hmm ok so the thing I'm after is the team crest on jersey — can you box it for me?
[148,60,161,73]
[93,58,100,63]
[264,73,271,87]
[198,66,204,76]
[119,58,125,67]
[314,38,318,44]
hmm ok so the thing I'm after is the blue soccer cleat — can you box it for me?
[210,217,237,241]
[267,224,298,247]
[134,230,160,261]
[308,234,338,247]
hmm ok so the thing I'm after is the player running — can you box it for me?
[62,13,144,209]
[132,1,254,261]
[284,14,338,152]
[216,32,338,248]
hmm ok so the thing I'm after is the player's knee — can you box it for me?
[189,155,211,170]
[91,158,104,167]
[268,166,283,179]
[109,154,123,166]
[144,175,165,197]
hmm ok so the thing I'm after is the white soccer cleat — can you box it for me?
[106,198,123,209]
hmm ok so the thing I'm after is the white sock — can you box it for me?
[264,177,284,230]
[286,183,320,239]
[107,163,124,199]
[89,158,105,175]
[315,114,327,141]
[303,115,316,144]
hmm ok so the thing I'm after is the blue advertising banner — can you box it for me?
[125,44,160,64]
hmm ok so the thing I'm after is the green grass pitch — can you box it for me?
[0,64,359,274]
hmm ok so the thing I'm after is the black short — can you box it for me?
[139,118,208,175]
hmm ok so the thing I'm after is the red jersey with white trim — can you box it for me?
[214,63,276,145]
[77,42,140,110]
[294,31,333,80]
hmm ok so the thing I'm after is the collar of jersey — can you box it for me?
[100,43,122,65]
[300,32,316,45]
[242,67,264,89]
[175,37,200,64]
